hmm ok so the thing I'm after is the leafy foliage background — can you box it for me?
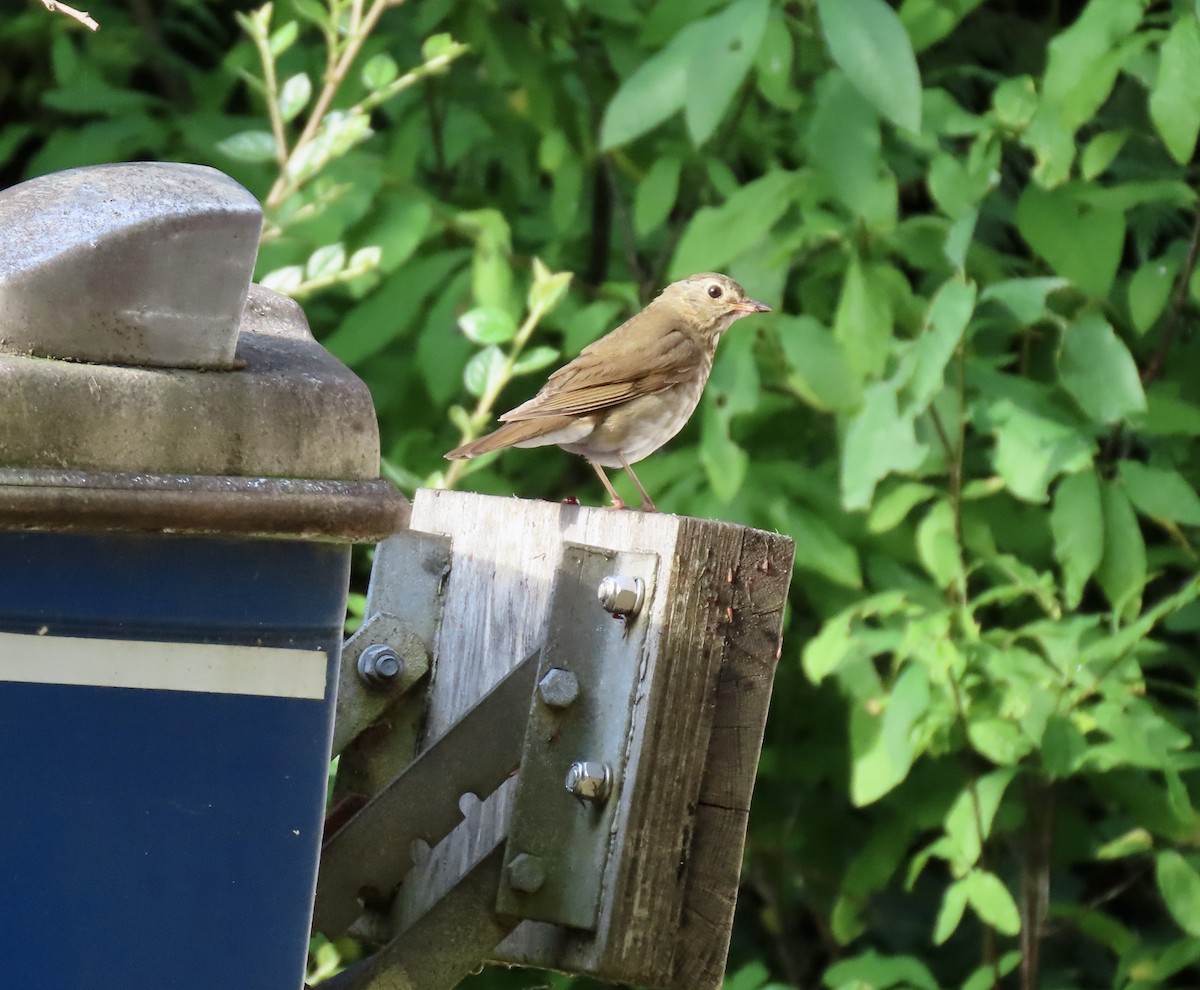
[5,0,1200,988]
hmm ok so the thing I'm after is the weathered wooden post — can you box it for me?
[317,489,794,989]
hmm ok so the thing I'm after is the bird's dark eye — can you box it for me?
[708,284,723,299]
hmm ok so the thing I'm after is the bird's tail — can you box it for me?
[445,416,579,459]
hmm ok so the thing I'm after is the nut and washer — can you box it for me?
[537,668,580,709]
[506,853,546,893]
[597,575,645,617]
[357,643,403,688]
[564,761,614,805]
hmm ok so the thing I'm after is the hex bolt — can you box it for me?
[537,668,580,709]
[564,761,614,805]
[507,853,546,894]
[357,643,403,688]
[597,575,645,617]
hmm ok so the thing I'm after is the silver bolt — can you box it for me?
[597,575,644,617]
[564,761,613,805]
[537,668,580,709]
[507,853,545,893]
[357,643,402,688]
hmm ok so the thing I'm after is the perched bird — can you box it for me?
[445,272,770,511]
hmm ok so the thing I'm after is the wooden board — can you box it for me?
[396,490,793,989]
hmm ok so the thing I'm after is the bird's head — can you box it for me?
[661,272,771,340]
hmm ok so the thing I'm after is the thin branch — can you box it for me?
[39,0,99,30]
[249,17,290,167]
[442,301,551,490]
[1142,202,1200,387]
[266,0,398,209]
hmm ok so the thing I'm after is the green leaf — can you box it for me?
[634,155,682,236]
[1149,15,1200,165]
[269,21,299,57]
[805,72,896,228]
[779,504,863,588]
[278,72,312,122]
[824,950,939,990]
[1097,479,1146,620]
[684,0,770,145]
[357,198,433,274]
[933,876,970,944]
[1058,313,1146,424]
[916,499,960,589]
[1052,468,1104,609]
[528,259,572,313]
[1016,184,1125,297]
[964,870,1021,935]
[669,170,800,278]
[1157,851,1200,936]
[991,74,1038,130]
[968,718,1032,765]
[700,405,749,503]
[323,252,467,365]
[511,345,560,377]
[980,398,1092,503]
[1080,129,1128,179]
[463,344,507,398]
[980,277,1069,324]
[815,0,922,133]
[458,306,518,345]
[259,265,303,294]
[776,315,863,413]
[421,33,459,62]
[754,11,801,109]
[361,52,399,91]
[850,664,929,806]
[599,22,703,149]
[1120,461,1200,526]
[841,384,928,511]
[867,481,938,533]
[833,255,893,380]
[907,277,975,410]
[216,130,277,163]
[1128,256,1178,334]
[899,0,987,52]
[305,242,346,279]
[942,769,1015,871]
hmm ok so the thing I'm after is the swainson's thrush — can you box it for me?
[445,272,770,511]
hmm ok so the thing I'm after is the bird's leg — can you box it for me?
[588,460,627,510]
[618,454,657,513]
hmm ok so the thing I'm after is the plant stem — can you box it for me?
[442,303,548,490]
[265,0,399,210]
[250,13,289,167]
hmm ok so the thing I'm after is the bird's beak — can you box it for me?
[734,299,771,314]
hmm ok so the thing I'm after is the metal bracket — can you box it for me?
[333,611,429,754]
[496,543,658,930]
[313,649,541,937]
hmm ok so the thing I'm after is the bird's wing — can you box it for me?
[500,323,704,421]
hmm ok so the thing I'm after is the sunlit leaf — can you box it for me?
[816,0,922,132]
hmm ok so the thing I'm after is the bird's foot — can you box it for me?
[639,498,658,513]
[604,497,628,511]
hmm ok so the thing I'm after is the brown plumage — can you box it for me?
[446,272,770,511]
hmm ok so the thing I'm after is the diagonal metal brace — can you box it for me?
[312,650,540,937]
[309,841,516,990]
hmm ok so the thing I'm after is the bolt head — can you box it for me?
[564,760,613,805]
[597,575,645,617]
[507,853,546,893]
[537,667,579,708]
[357,643,403,688]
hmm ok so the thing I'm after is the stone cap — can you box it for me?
[0,162,261,369]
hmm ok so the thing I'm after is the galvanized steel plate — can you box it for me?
[496,543,658,929]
